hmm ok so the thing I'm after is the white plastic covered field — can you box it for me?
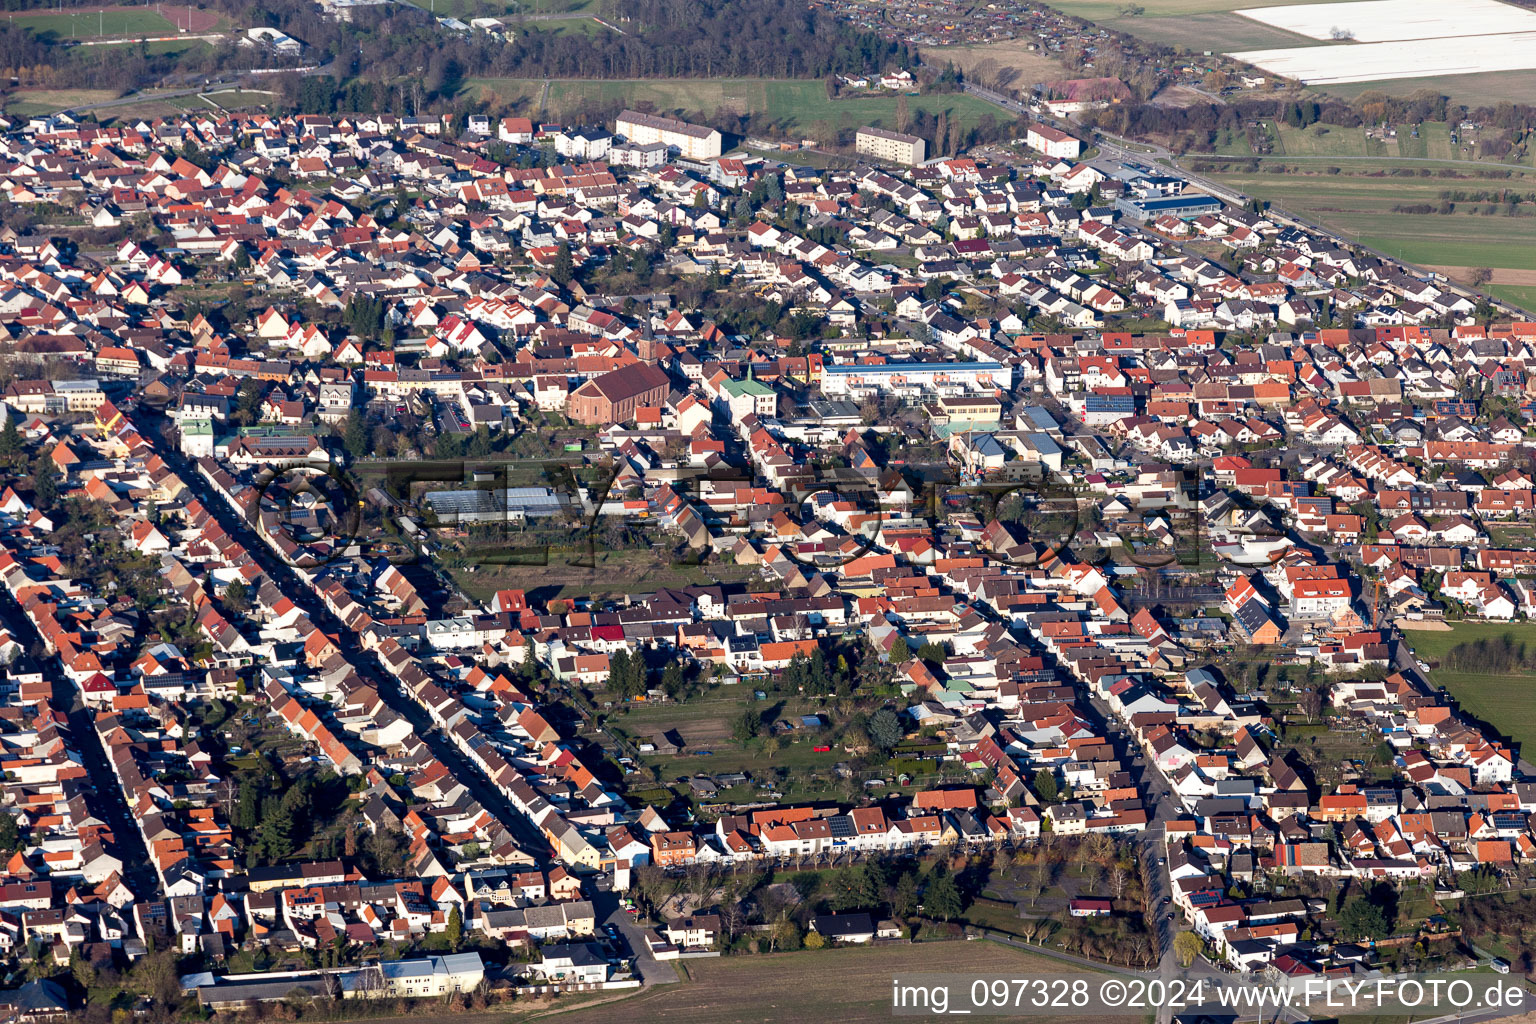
[1231,0,1536,84]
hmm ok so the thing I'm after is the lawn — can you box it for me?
[462,77,1008,138]
[1406,621,1536,663]
[4,7,177,39]
[1403,621,1536,756]
[550,941,1096,1024]
[1490,284,1536,314]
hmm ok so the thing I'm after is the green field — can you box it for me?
[4,8,177,39]
[1209,120,1535,166]
[462,77,1007,137]
[1404,621,1536,756]
[1206,168,1536,272]
[1490,285,1536,313]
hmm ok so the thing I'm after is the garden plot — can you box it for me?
[1234,0,1536,42]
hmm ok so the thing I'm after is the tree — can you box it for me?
[890,636,911,663]
[867,707,903,752]
[1470,266,1494,287]
[258,804,296,861]
[0,417,19,459]
[1173,931,1202,968]
[233,780,261,833]
[1033,768,1059,803]
[225,581,250,614]
[804,929,826,949]
[916,641,946,667]
[551,242,575,287]
[1299,685,1324,722]
[343,411,369,461]
[829,864,879,911]
[924,864,963,921]
[733,707,762,742]
[446,905,463,950]
[892,870,919,918]
[1337,895,1389,940]
[896,93,910,133]
[31,460,57,511]
[0,812,19,853]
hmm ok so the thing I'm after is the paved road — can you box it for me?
[132,408,555,863]
[591,888,680,987]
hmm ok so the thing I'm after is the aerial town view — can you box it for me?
[2,0,1536,1021]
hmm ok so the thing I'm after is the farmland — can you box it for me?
[448,548,762,604]
[927,39,1068,96]
[461,77,1008,138]
[606,689,852,788]
[1231,0,1536,86]
[1037,0,1536,104]
[1037,0,1356,56]
[1203,165,1536,275]
[551,942,1090,1024]
[1318,70,1536,108]
[1404,621,1536,756]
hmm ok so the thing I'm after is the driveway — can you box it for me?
[591,889,679,987]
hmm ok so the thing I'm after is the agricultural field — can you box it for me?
[1234,33,1536,87]
[461,77,1007,138]
[1038,0,1356,56]
[924,39,1068,96]
[1318,70,1536,108]
[1403,620,1536,756]
[2,6,180,39]
[1040,0,1536,104]
[1213,119,1536,165]
[1204,166,1536,274]
[2,87,119,116]
[448,548,762,604]
[552,942,1090,1024]
[607,690,850,783]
